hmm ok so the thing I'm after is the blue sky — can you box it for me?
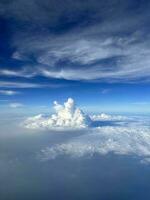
[0,0,150,114]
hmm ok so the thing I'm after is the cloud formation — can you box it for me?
[6,35,150,82]
[0,69,36,78]
[0,90,20,95]
[24,98,91,129]
[91,113,127,121]
[23,98,134,129]
[1,0,150,83]
[40,126,150,163]
[23,98,150,163]
[0,81,66,89]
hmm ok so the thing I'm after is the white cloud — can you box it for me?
[12,51,25,60]
[7,32,150,83]
[0,69,35,78]
[2,35,150,82]
[9,103,24,108]
[23,98,150,163]
[40,126,150,163]
[90,113,128,121]
[0,81,42,88]
[1,0,150,83]
[0,81,65,89]
[24,98,91,129]
[23,98,134,129]
[0,90,20,95]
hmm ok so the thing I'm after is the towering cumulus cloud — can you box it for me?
[24,98,91,129]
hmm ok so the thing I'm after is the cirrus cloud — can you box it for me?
[0,90,20,95]
[1,0,150,83]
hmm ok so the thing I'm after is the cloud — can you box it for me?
[9,102,24,108]
[0,81,43,88]
[23,98,134,129]
[0,81,65,89]
[1,0,150,83]
[90,113,128,121]
[40,126,150,163]
[3,34,150,82]
[24,98,91,129]
[23,97,150,163]
[0,68,36,78]
[38,36,150,82]
[0,90,20,95]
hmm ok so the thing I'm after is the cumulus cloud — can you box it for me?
[23,98,134,129]
[23,98,150,163]
[91,113,128,121]
[24,98,91,129]
[40,126,150,163]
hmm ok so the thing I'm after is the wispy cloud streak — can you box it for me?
[0,0,150,82]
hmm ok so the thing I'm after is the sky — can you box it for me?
[1,2,150,199]
[0,0,150,114]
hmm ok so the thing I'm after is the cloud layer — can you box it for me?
[40,126,150,163]
[23,98,150,163]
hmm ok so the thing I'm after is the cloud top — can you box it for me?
[91,113,127,121]
[40,126,150,163]
[23,98,150,164]
[24,98,91,129]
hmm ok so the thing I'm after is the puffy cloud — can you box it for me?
[23,98,150,163]
[24,98,91,129]
[23,98,135,129]
[40,126,150,163]
[91,113,128,121]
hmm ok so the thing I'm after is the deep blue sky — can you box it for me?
[0,0,150,114]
